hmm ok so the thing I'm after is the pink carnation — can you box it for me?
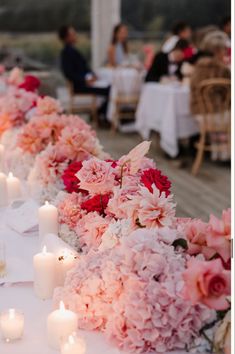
[136,185,176,228]
[107,184,139,219]
[58,192,85,229]
[76,158,116,196]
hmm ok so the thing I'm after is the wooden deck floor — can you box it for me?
[97,129,231,221]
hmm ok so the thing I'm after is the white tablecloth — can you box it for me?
[0,207,203,354]
[97,67,143,123]
[136,83,199,157]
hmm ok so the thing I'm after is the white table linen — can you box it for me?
[136,83,199,157]
[97,67,143,122]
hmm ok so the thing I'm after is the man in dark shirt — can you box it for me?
[145,39,190,82]
[58,25,110,119]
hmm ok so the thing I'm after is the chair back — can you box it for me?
[113,68,142,97]
[198,78,231,133]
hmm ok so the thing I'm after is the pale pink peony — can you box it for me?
[182,258,231,310]
[136,185,176,228]
[183,219,215,259]
[36,96,62,115]
[76,158,116,195]
[76,212,110,250]
[206,209,231,262]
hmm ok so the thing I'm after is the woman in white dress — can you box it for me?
[107,23,129,67]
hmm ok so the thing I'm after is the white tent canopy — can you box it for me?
[91,0,121,70]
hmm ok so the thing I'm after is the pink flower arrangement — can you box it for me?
[182,258,231,311]
[0,86,37,136]
[54,229,214,353]
[57,142,175,250]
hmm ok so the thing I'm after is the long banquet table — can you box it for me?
[0,205,202,354]
[136,83,199,158]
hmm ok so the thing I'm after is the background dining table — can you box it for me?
[135,82,199,157]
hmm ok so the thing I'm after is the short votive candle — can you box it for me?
[61,333,86,354]
[0,309,24,341]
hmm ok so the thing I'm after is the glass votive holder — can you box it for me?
[61,332,86,354]
[0,309,24,342]
[0,240,6,278]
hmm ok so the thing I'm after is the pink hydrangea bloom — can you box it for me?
[76,158,116,196]
[54,229,214,353]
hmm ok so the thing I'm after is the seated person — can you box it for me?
[58,25,110,118]
[107,23,129,67]
[162,21,192,54]
[145,39,189,82]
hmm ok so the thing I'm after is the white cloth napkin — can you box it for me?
[5,199,39,235]
[0,257,34,285]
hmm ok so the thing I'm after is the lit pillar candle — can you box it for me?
[61,334,86,354]
[6,172,22,202]
[56,249,77,286]
[0,309,24,341]
[33,246,56,300]
[38,201,58,241]
[0,144,5,171]
[0,172,8,207]
[47,301,77,350]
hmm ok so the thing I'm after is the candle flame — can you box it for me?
[9,309,15,319]
[59,301,66,312]
[68,335,75,345]
[45,201,49,206]
[42,245,47,254]
[8,172,13,178]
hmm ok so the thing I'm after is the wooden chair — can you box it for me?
[66,81,98,125]
[192,78,231,175]
[112,69,142,132]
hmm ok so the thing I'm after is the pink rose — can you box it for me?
[76,158,116,195]
[182,258,231,310]
[206,209,231,262]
